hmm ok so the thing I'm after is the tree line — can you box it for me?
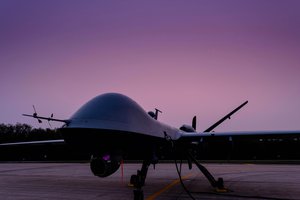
[0,123,62,143]
[0,123,89,161]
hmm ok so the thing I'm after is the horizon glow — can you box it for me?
[1,0,300,131]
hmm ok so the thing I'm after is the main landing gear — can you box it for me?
[129,155,227,200]
[187,152,227,192]
[130,160,151,200]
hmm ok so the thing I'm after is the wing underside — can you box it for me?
[178,130,300,141]
[0,139,65,146]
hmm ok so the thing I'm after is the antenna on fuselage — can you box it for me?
[154,108,162,120]
[148,108,162,120]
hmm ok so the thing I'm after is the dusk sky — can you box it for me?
[1,0,300,131]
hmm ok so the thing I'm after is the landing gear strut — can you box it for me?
[187,152,227,192]
[130,160,151,200]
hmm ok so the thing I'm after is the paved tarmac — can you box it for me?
[0,162,299,200]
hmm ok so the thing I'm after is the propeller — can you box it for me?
[192,116,197,130]
[32,105,42,123]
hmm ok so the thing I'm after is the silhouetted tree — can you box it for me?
[0,123,61,143]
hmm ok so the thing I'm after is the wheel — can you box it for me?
[133,189,144,200]
[217,177,224,188]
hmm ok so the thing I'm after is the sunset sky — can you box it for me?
[1,0,300,131]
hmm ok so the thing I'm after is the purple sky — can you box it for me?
[1,0,300,131]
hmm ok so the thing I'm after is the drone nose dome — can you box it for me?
[71,93,148,123]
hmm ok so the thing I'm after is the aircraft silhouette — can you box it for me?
[2,93,300,200]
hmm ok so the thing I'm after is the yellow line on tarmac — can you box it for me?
[145,173,195,200]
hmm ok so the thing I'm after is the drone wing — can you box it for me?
[0,139,65,146]
[178,130,300,142]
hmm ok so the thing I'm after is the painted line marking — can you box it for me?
[145,173,195,200]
